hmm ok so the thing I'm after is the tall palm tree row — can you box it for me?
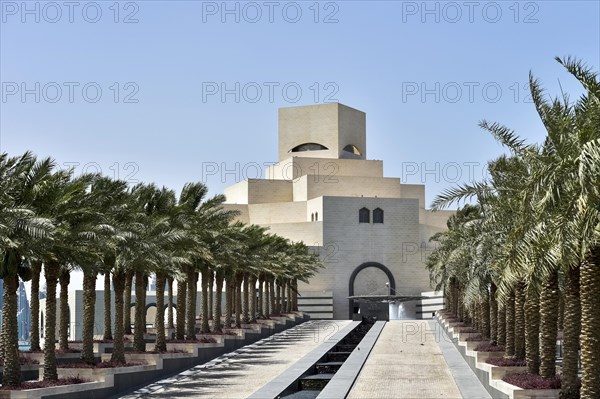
[0,155,322,388]
[427,57,599,399]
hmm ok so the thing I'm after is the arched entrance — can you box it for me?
[348,262,396,319]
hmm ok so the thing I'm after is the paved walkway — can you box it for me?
[121,320,350,399]
[348,320,490,399]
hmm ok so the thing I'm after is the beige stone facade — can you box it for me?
[223,103,453,319]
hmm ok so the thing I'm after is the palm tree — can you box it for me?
[0,152,54,387]
[429,58,599,397]
[89,178,134,349]
[128,184,179,351]
[39,172,98,381]
[528,59,599,397]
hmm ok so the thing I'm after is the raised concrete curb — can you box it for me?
[431,320,491,399]
[317,321,386,399]
[248,321,361,399]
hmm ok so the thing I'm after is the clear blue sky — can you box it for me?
[1,0,599,209]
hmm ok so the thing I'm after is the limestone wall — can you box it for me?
[278,103,366,161]
[296,196,431,319]
[293,175,402,202]
[265,157,384,180]
[224,179,292,204]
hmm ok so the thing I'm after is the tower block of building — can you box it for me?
[223,103,452,319]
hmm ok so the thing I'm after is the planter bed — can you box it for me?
[437,313,561,399]
[0,365,41,385]
[486,358,526,367]
[0,357,39,367]
[19,352,82,365]
[474,350,505,364]
[462,334,484,341]
[100,352,192,367]
[0,379,105,399]
[57,363,155,382]
[459,339,488,351]
[474,343,505,352]
[255,319,278,328]
[492,373,560,399]
[164,341,224,355]
[453,326,477,333]
[66,341,122,355]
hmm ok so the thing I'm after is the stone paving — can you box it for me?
[348,320,489,399]
[120,320,350,399]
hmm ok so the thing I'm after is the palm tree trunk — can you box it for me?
[208,271,214,321]
[0,283,7,359]
[282,281,287,313]
[143,275,148,333]
[269,279,275,317]
[200,269,210,334]
[481,290,490,339]
[3,274,21,387]
[264,277,270,318]
[133,271,146,352]
[292,279,298,311]
[286,280,293,313]
[514,280,526,360]
[490,283,498,344]
[525,285,540,375]
[580,249,600,399]
[167,277,174,330]
[214,271,224,333]
[124,270,133,335]
[505,289,515,358]
[235,273,242,328]
[282,280,287,313]
[562,265,581,398]
[225,275,234,328]
[186,270,198,340]
[29,261,42,352]
[497,304,506,347]
[558,294,564,332]
[81,272,97,364]
[451,279,459,315]
[279,280,287,313]
[257,276,264,318]
[176,279,186,340]
[43,260,59,381]
[457,292,464,321]
[58,267,70,350]
[540,270,559,378]
[275,280,281,314]
[111,270,126,364]
[242,274,250,324]
[447,278,455,314]
[154,272,167,352]
[103,271,113,340]
[250,275,257,323]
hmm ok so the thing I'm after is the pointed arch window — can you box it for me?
[315,212,318,221]
[373,208,384,224]
[343,144,362,156]
[359,207,370,223]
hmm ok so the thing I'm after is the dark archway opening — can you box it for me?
[348,262,396,320]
